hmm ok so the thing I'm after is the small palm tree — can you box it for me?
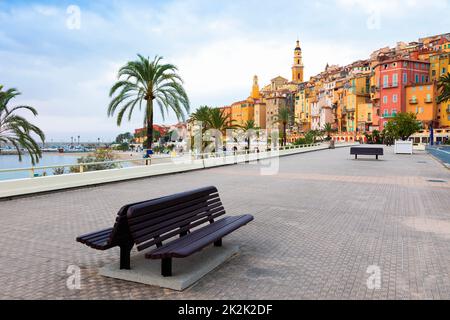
[108,55,189,153]
[240,120,260,151]
[273,107,290,146]
[190,105,212,134]
[205,108,237,153]
[323,123,334,140]
[437,73,450,103]
[0,86,45,165]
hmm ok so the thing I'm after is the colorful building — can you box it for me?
[377,58,430,129]
[405,83,438,129]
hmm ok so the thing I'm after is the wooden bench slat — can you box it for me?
[133,205,225,245]
[146,215,253,259]
[136,209,226,251]
[76,227,113,243]
[128,196,221,232]
[147,216,243,254]
[127,194,217,225]
[127,187,218,219]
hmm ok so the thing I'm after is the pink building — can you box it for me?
[377,58,430,130]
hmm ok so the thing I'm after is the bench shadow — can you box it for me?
[349,158,386,162]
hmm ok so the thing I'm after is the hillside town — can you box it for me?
[135,33,450,147]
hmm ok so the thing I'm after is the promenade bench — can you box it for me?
[350,147,383,160]
[76,186,254,277]
[126,186,253,277]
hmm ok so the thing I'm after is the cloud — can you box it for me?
[0,0,448,141]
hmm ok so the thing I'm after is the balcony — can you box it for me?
[345,106,356,112]
[409,98,418,104]
[424,98,433,103]
[382,82,399,89]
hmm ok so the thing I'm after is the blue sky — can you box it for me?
[0,0,449,141]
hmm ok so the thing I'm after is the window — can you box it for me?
[426,94,431,101]
[422,75,425,83]
[415,63,419,69]
[443,67,447,75]
[415,74,419,83]
[383,96,388,104]
[419,86,423,91]
[415,106,419,113]
[403,73,407,83]
[393,94,398,103]
[384,109,389,116]
[403,62,408,67]
[392,109,397,115]
[420,107,424,113]
[393,74,398,86]
[383,75,389,87]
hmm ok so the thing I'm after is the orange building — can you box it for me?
[405,83,438,128]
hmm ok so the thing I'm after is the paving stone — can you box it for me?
[0,146,449,299]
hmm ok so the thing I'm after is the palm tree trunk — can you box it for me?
[283,123,287,146]
[146,100,154,151]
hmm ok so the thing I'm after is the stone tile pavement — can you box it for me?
[0,145,449,299]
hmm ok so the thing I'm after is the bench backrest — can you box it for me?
[107,195,171,246]
[126,186,225,252]
[350,147,383,155]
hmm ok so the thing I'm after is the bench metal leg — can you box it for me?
[214,238,222,247]
[376,155,378,160]
[119,243,133,270]
[355,154,357,159]
[162,258,172,277]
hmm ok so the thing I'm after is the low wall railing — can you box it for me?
[0,143,322,180]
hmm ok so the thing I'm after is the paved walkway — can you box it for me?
[1,146,450,299]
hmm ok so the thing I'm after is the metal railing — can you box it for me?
[0,143,324,180]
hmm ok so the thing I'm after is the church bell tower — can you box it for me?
[292,39,304,83]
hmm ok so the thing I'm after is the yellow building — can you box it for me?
[292,40,304,83]
[430,53,450,127]
[342,75,371,132]
[430,52,449,81]
[356,103,374,132]
[439,101,450,127]
[440,41,450,53]
[230,100,254,127]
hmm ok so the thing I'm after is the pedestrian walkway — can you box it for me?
[1,146,449,299]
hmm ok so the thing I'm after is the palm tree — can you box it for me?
[323,123,334,140]
[205,108,237,153]
[273,107,290,146]
[240,120,260,151]
[437,73,450,103]
[190,105,212,135]
[0,85,45,165]
[108,55,189,153]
